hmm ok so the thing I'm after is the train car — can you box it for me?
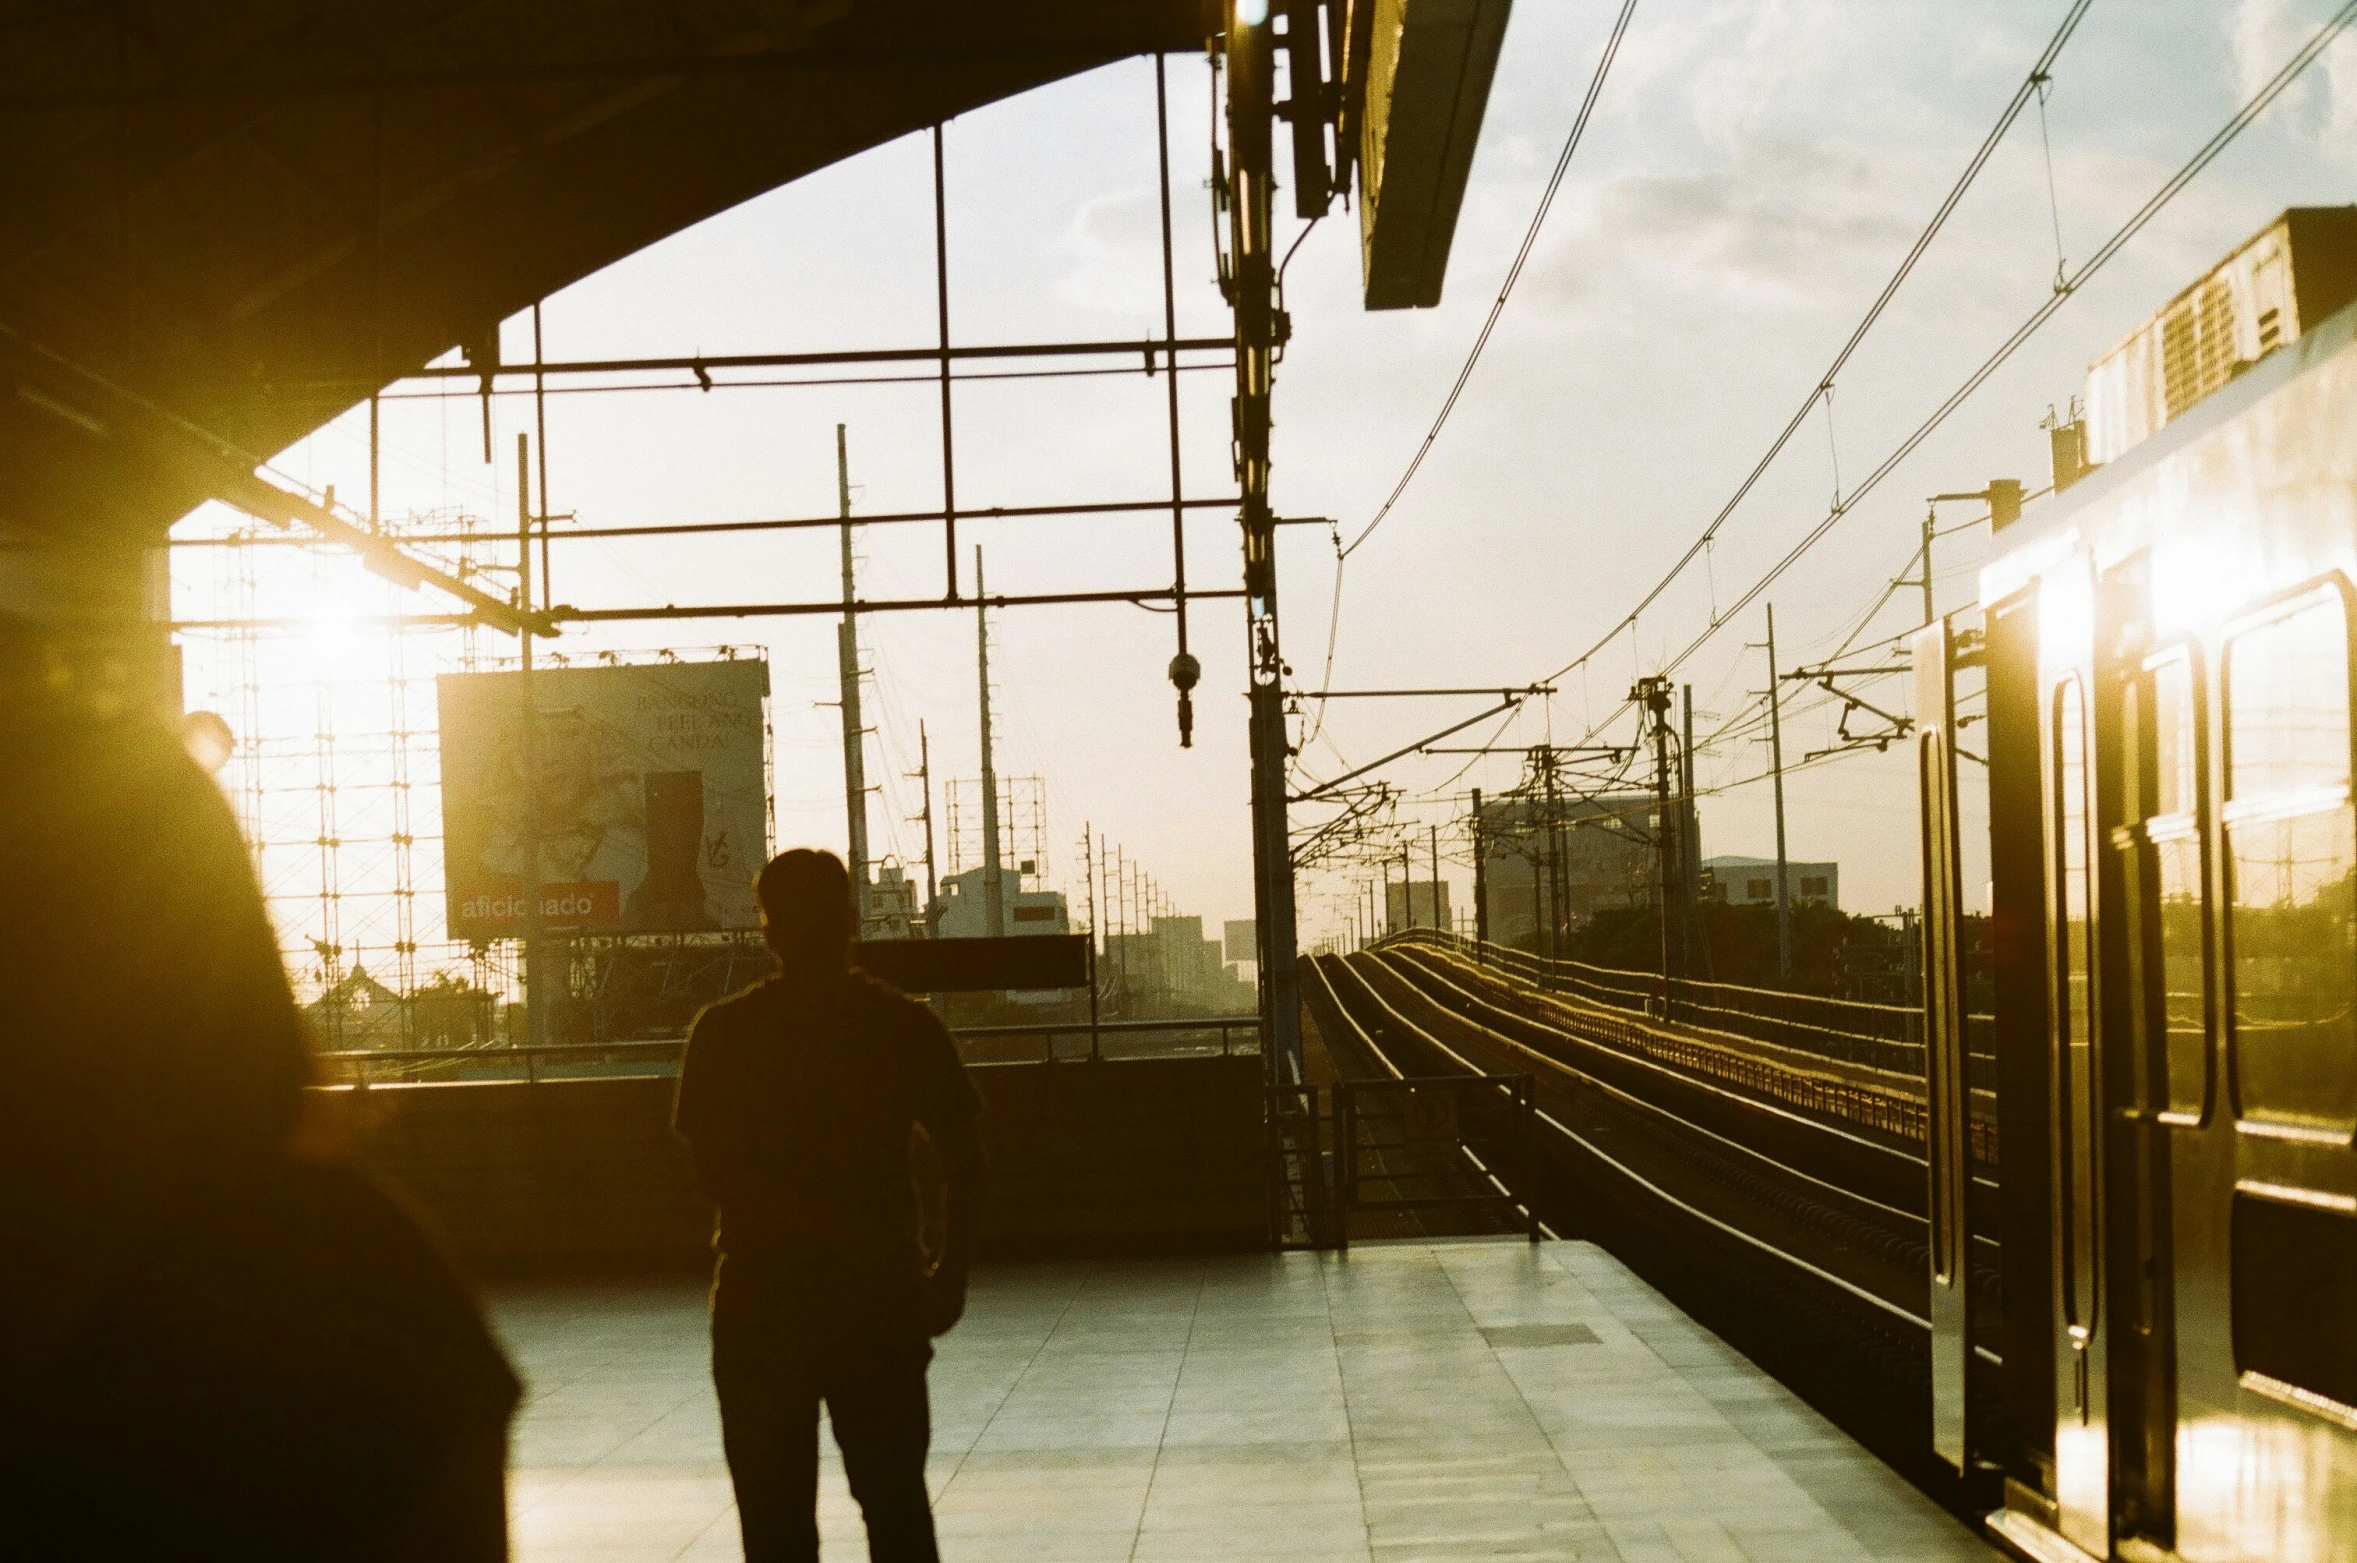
[1917,207,2357,1562]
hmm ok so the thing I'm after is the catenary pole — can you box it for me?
[837,424,872,931]
[1767,604,1794,984]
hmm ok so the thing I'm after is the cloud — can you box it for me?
[1532,145,1923,321]
[2234,0,2357,158]
[1051,186,1163,317]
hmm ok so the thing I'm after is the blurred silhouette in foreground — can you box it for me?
[0,654,519,1561]
[676,848,985,1563]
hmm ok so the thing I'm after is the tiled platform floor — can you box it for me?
[493,1238,1993,1561]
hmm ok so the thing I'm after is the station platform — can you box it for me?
[495,1238,1992,1562]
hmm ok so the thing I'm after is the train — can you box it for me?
[1916,206,2357,1562]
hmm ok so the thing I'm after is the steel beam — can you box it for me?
[1227,9,1304,1086]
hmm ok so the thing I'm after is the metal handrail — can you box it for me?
[314,1014,1264,1085]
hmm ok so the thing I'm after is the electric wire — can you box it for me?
[1340,0,1641,562]
[1554,0,2355,751]
[1300,0,1638,769]
[1536,0,2095,693]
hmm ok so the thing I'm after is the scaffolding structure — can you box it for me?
[173,516,775,1047]
[943,775,1049,883]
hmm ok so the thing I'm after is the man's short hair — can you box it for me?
[755,849,854,942]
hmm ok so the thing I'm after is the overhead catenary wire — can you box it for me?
[1588,0,2357,723]
[1298,0,1639,774]
[1340,0,1640,560]
[1536,0,2096,695]
[1546,0,2354,754]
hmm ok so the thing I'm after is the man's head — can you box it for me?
[755,848,855,965]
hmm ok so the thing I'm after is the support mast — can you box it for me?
[836,424,872,932]
[516,433,546,1049]
[915,720,938,935]
[976,547,1005,938]
[1226,9,1302,1081]
[1766,604,1794,984]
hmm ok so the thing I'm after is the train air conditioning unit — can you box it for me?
[2084,205,2357,465]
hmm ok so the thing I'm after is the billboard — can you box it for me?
[437,659,769,940]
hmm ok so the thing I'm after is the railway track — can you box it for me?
[1308,947,2008,1499]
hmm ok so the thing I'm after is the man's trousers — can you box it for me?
[711,1274,939,1563]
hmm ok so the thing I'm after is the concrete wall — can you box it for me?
[351,1055,1267,1275]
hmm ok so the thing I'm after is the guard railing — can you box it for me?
[315,1015,1262,1087]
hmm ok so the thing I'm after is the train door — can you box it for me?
[2101,553,2193,1553]
[2043,557,2112,1557]
[2171,578,2357,1562]
[1919,614,1975,1472]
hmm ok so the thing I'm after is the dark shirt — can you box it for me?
[11,1161,521,1560]
[674,970,981,1295]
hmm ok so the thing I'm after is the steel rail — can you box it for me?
[1314,952,1929,1333]
[1357,948,1922,1230]
[1302,958,1537,1233]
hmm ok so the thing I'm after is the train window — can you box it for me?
[2152,653,2198,818]
[2227,593,2349,800]
[2224,589,2357,1136]
[2153,826,2209,1118]
[2142,653,2210,1120]
[2054,673,2100,1332]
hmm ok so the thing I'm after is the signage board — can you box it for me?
[437,659,769,940]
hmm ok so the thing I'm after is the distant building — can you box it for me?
[305,966,408,1050]
[863,863,923,940]
[931,864,1069,940]
[1703,856,1838,911]
[1104,914,1252,1011]
[1384,879,1451,937]
[1476,792,1661,947]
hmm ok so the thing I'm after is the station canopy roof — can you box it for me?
[0,1,1215,554]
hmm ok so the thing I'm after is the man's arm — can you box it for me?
[913,1011,987,1334]
[672,1009,731,1205]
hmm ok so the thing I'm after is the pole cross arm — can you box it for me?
[1288,695,1528,803]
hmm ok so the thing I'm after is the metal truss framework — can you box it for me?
[159,42,1330,1069]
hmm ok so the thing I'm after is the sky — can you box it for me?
[178,0,2357,974]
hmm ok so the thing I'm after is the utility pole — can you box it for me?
[1766,604,1794,985]
[836,424,872,934]
[1634,675,1680,1000]
[1083,826,1098,945]
[1112,841,1128,1000]
[1401,843,1413,930]
[516,433,547,1051]
[1919,506,1936,630]
[974,547,1004,938]
[1539,748,1565,964]
[1681,683,1702,977]
[1083,824,1100,1048]
[1225,6,1301,1082]
[1471,787,1489,952]
[1380,856,1393,941]
[914,721,938,935]
[1430,823,1443,941]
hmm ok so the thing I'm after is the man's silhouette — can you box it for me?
[676,849,984,1563]
[1,669,519,1560]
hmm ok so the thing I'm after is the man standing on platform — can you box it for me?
[676,849,984,1563]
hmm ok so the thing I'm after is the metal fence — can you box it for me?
[1266,1073,1539,1250]
[315,1015,1262,1087]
